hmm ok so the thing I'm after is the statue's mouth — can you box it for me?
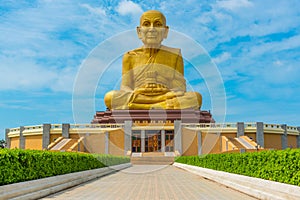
[146,33,158,37]
[147,36,157,38]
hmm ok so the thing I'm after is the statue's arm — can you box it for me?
[171,50,186,92]
[120,53,133,91]
[176,50,184,75]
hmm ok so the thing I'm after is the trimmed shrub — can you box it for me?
[0,149,130,185]
[175,149,300,186]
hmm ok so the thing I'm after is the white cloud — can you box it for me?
[50,66,77,93]
[213,52,231,64]
[248,35,300,57]
[0,56,76,93]
[216,0,253,11]
[116,0,143,16]
[273,60,283,66]
[263,63,300,85]
[81,4,106,16]
[184,0,299,53]
[0,59,54,90]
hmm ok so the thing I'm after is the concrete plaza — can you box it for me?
[42,165,257,200]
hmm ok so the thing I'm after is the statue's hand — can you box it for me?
[134,83,170,95]
[165,91,184,99]
[134,87,169,95]
[152,87,170,94]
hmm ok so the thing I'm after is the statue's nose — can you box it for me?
[148,24,156,31]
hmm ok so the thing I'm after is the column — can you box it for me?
[256,122,264,148]
[62,123,70,138]
[237,122,245,137]
[297,127,300,148]
[174,120,182,155]
[42,124,51,149]
[197,130,202,155]
[5,129,11,149]
[19,126,25,149]
[281,124,288,149]
[105,131,109,154]
[124,121,132,155]
[161,130,165,152]
[141,130,145,153]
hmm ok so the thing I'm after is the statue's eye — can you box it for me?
[142,21,151,27]
[154,21,162,27]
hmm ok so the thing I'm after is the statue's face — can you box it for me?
[137,11,169,48]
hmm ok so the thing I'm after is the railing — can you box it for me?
[8,127,20,133]
[24,125,43,130]
[22,125,43,136]
[287,126,298,131]
[182,123,237,129]
[287,126,299,134]
[6,123,300,136]
[7,127,21,137]
[264,124,282,129]
[244,122,256,128]
[70,124,124,129]
[51,124,62,129]
[182,122,298,131]
[182,123,300,135]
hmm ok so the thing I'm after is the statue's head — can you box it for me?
[137,10,169,48]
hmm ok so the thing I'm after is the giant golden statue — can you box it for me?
[104,10,202,110]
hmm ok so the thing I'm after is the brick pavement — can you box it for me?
[42,165,257,200]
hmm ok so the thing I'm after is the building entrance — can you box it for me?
[131,130,174,153]
[132,131,141,153]
[145,130,161,152]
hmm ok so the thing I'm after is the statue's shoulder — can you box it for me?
[125,47,144,56]
[160,45,180,53]
[123,46,181,59]
[160,45,181,53]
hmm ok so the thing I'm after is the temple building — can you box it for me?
[5,120,300,156]
[5,10,300,161]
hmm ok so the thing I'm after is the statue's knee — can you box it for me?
[195,92,202,105]
[104,91,113,109]
[186,91,202,106]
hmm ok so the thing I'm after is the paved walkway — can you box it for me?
[42,165,257,200]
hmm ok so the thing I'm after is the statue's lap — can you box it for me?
[104,90,202,110]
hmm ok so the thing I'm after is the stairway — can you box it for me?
[223,136,263,152]
[237,137,256,149]
[131,152,175,165]
[228,138,245,149]
[49,138,82,152]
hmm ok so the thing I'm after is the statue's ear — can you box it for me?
[164,26,169,39]
[136,26,142,39]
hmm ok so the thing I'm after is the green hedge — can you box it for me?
[176,149,300,186]
[0,149,130,185]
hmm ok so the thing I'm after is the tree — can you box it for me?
[0,139,6,148]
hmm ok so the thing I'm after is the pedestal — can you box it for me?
[91,109,214,124]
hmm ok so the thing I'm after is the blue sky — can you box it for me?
[1,0,300,139]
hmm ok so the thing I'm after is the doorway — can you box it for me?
[145,130,161,152]
[132,131,141,153]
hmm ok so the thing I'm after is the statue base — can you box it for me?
[91,109,214,124]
